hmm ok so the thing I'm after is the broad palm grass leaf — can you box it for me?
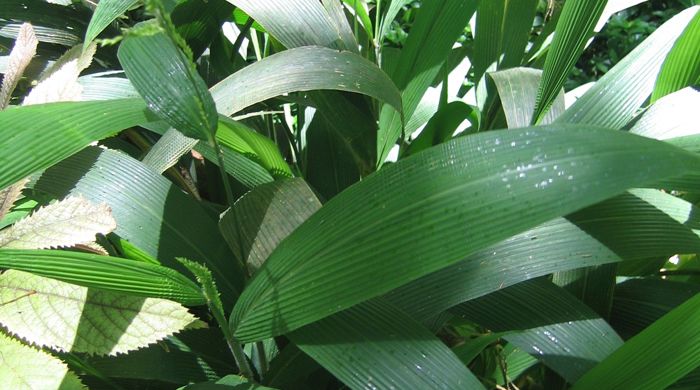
[194,142,274,188]
[533,0,607,123]
[377,0,476,165]
[610,279,700,340]
[77,72,140,100]
[0,332,83,389]
[0,249,205,305]
[0,0,87,46]
[0,98,156,191]
[210,46,401,118]
[0,270,203,355]
[557,7,698,128]
[489,68,565,127]
[631,87,700,141]
[231,124,700,342]
[452,279,623,382]
[651,10,700,102]
[0,23,37,109]
[31,147,244,306]
[340,0,374,41]
[500,0,539,69]
[118,20,218,141]
[572,291,700,390]
[0,196,116,250]
[142,128,199,174]
[291,298,485,390]
[323,0,359,54]
[84,0,139,49]
[225,0,343,50]
[386,188,700,319]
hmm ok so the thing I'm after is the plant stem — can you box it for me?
[255,341,268,376]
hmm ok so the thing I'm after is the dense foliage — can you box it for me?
[0,0,699,389]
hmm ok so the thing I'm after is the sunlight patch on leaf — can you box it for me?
[0,23,37,109]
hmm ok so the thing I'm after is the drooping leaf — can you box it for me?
[0,98,156,191]
[210,46,401,118]
[0,0,88,46]
[651,9,700,102]
[0,22,37,109]
[0,270,203,355]
[533,0,607,123]
[231,124,700,342]
[84,0,139,48]
[0,249,205,305]
[0,332,84,390]
[489,68,565,127]
[322,0,359,53]
[0,196,116,250]
[118,20,218,141]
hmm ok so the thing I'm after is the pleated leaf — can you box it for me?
[142,128,199,174]
[631,87,700,141]
[210,46,401,117]
[533,0,607,123]
[572,291,700,390]
[651,9,700,102]
[118,20,218,141]
[0,270,202,355]
[557,6,698,128]
[0,332,84,390]
[231,124,700,342]
[0,98,155,191]
[0,249,205,305]
[291,298,484,390]
[489,68,565,127]
[0,196,116,250]
[84,0,139,48]
[0,0,86,46]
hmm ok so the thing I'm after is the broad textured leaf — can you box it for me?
[452,279,623,382]
[31,147,244,306]
[572,291,700,390]
[219,178,321,274]
[171,0,234,58]
[0,332,83,390]
[225,0,343,50]
[77,71,140,100]
[489,68,565,127]
[0,0,87,46]
[210,46,401,117]
[651,9,700,102]
[231,124,700,342]
[0,249,205,305]
[377,0,476,164]
[386,188,700,319]
[631,87,700,141]
[142,128,199,174]
[0,98,156,191]
[0,270,202,355]
[84,0,139,48]
[118,20,218,141]
[533,0,607,123]
[557,6,699,128]
[322,0,359,53]
[291,298,485,390]
[0,22,37,109]
[0,196,116,250]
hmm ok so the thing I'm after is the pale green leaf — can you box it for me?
[0,332,84,390]
[85,0,139,48]
[142,128,199,174]
[631,87,700,141]
[0,270,202,355]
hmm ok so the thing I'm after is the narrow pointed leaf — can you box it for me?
[0,98,156,191]
[118,20,218,140]
[0,249,205,305]
[0,270,202,355]
[231,124,700,342]
[84,0,139,48]
[210,46,401,117]
[0,332,83,389]
[533,0,607,123]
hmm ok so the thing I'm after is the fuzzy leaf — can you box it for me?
[0,22,37,109]
[0,332,84,390]
[0,195,116,250]
[0,270,203,356]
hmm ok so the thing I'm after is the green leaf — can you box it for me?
[84,0,139,48]
[0,98,155,192]
[0,332,84,390]
[651,9,700,102]
[225,0,344,50]
[489,68,565,128]
[0,270,202,355]
[0,249,205,305]
[231,124,700,342]
[32,146,244,307]
[452,279,623,382]
[533,0,607,123]
[0,0,87,46]
[323,0,359,53]
[377,0,476,165]
[631,87,700,141]
[118,20,218,141]
[0,178,28,222]
[572,291,700,390]
[291,298,485,390]
[0,196,116,250]
[142,128,200,174]
[210,46,401,118]
[556,6,699,128]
